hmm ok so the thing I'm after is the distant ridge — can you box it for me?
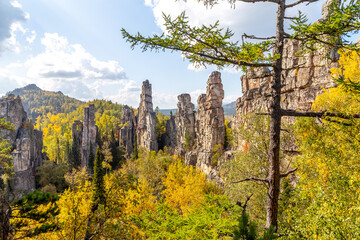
[7,84,84,120]
[159,101,236,116]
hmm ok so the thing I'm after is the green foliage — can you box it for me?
[282,116,360,239]
[184,130,192,151]
[7,85,83,120]
[155,111,170,142]
[70,134,81,169]
[122,148,175,198]
[224,114,293,226]
[233,212,257,240]
[224,119,234,150]
[122,12,275,72]
[290,0,360,52]
[0,118,15,188]
[37,160,68,193]
[93,147,106,205]
[135,195,241,239]
[11,190,59,238]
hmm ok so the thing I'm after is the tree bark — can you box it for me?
[265,0,285,230]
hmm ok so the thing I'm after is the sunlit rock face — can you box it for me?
[137,80,157,151]
[0,94,44,196]
[185,71,225,177]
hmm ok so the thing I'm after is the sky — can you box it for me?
[0,0,339,109]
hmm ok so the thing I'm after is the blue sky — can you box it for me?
[0,0,343,108]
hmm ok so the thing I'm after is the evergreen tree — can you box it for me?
[64,139,70,166]
[132,134,138,160]
[88,142,95,174]
[93,147,105,205]
[110,130,123,169]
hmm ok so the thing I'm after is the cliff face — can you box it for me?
[185,71,225,177]
[81,105,97,168]
[119,105,136,158]
[137,80,157,151]
[175,94,196,156]
[0,94,44,195]
[236,39,338,116]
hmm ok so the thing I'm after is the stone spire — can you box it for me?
[119,105,136,158]
[175,93,196,156]
[137,80,158,151]
[81,104,97,168]
[185,71,225,175]
[0,95,44,196]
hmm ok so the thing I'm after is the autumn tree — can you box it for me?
[0,118,14,240]
[122,0,360,229]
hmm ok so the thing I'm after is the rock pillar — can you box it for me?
[119,105,136,158]
[137,80,157,151]
[81,104,97,168]
[175,94,196,156]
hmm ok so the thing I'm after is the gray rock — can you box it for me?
[119,105,136,158]
[81,104,97,168]
[175,94,196,156]
[137,80,158,151]
[0,95,44,196]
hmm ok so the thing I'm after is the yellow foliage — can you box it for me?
[162,160,207,214]
[56,180,93,239]
[331,48,360,84]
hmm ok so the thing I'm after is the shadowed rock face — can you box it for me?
[160,115,177,150]
[81,104,97,168]
[137,80,157,151]
[119,105,136,158]
[175,94,195,156]
[0,95,43,196]
[185,71,225,176]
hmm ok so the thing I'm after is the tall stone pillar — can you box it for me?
[137,80,158,151]
[81,104,97,168]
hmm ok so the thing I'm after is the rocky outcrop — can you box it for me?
[160,116,177,150]
[236,0,339,117]
[72,120,83,147]
[119,105,136,158]
[81,105,97,168]
[0,94,44,195]
[185,71,225,176]
[236,38,338,117]
[137,80,157,151]
[175,94,196,156]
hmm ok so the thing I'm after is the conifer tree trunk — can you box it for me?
[266,1,285,230]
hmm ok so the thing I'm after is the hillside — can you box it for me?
[7,84,84,120]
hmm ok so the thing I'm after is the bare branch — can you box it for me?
[236,193,254,214]
[232,177,269,184]
[281,110,360,119]
[257,110,360,119]
[280,168,298,178]
[285,0,319,8]
[237,0,280,3]
[242,33,276,41]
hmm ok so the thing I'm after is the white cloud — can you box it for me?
[145,0,324,74]
[1,33,145,107]
[0,0,27,51]
[26,30,36,44]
